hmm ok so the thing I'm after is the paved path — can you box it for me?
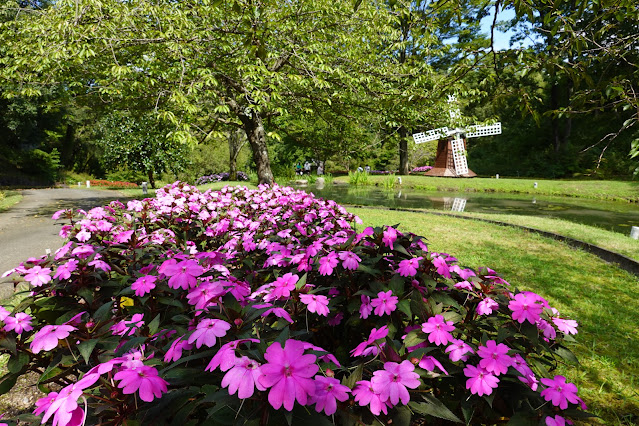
[0,187,126,299]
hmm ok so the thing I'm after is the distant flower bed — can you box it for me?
[89,179,138,188]
[410,166,433,173]
[369,170,396,175]
[196,172,249,185]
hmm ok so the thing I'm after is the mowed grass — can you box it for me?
[395,210,639,262]
[351,207,639,425]
[0,190,22,212]
[333,175,639,202]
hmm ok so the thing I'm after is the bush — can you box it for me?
[0,183,590,425]
[21,148,61,183]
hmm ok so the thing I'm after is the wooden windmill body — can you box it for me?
[412,97,502,177]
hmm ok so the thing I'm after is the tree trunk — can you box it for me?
[241,113,273,185]
[227,97,274,185]
[228,128,246,181]
[146,170,156,189]
[399,127,409,175]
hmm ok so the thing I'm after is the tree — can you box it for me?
[98,112,189,188]
[0,0,449,184]
[501,0,639,172]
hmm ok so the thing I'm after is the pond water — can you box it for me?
[302,184,639,234]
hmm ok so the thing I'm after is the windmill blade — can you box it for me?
[451,138,469,175]
[412,127,449,144]
[466,122,502,138]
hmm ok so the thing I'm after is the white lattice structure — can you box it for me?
[451,198,467,212]
[411,96,502,177]
[450,137,468,175]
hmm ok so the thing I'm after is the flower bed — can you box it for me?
[410,166,433,173]
[88,179,138,188]
[0,182,589,425]
[196,172,249,185]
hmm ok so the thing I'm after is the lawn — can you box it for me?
[351,207,639,424]
[334,175,639,202]
[0,190,22,212]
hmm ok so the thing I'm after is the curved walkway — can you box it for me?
[347,205,639,277]
[0,187,126,299]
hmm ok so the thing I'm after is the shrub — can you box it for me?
[0,183,590,425]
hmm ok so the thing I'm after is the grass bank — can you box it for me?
[0,190,22,212]
[364,207,639,263]
[351,207,639,424]
[333,175,639,202]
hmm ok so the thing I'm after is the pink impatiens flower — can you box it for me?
[53,259,78,280]
[432,256,451,278]
[318,252,339,276]
[545,415,568,426]
[421,315,455,346]
[30,324,76,353]
[359,294,373,319]
[110,313,144,337]
[259,339,318,411]
[268,272,299,300]
[477,340,512,375]
[371,360,421,405]
[311,376,350,415]
[418,355,449,375]
[163,259,204,290]
[114,365,169,402]
[445,339,474,362]
[476,297,499,315]
[382,226,398,249]
[464,365,499,396]
[24,265,52,287]
[508,293,544,324]
[131,275,158,297]
[188,318,231,348]
[540,375,580,409]
[397,256,423,277]
[221,356,266,399]
[352,380,390,416]
[164,335,193,362]
[552,317,578,335]
[300,294,330,316]
[338,251,361,270]
[350,326,389,357]
[370,290,398,316]
[4,312,33,334]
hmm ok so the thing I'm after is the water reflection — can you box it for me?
[306,184,639,234]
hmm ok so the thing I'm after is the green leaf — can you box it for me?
[0,373,19,396]
[554,345,579,365]
[77,339,99,365]
[397,299,412,317]
[343,364,363,389]
[409,395,463,423]
[295,272,308,290]
[391,405,412,426]
[7,352,30,373]
[403,330,425,348]
[148,314,161,336]
[93,300,114,322]
[0,334,17,355]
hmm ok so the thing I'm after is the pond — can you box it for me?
[302,184,639,234]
